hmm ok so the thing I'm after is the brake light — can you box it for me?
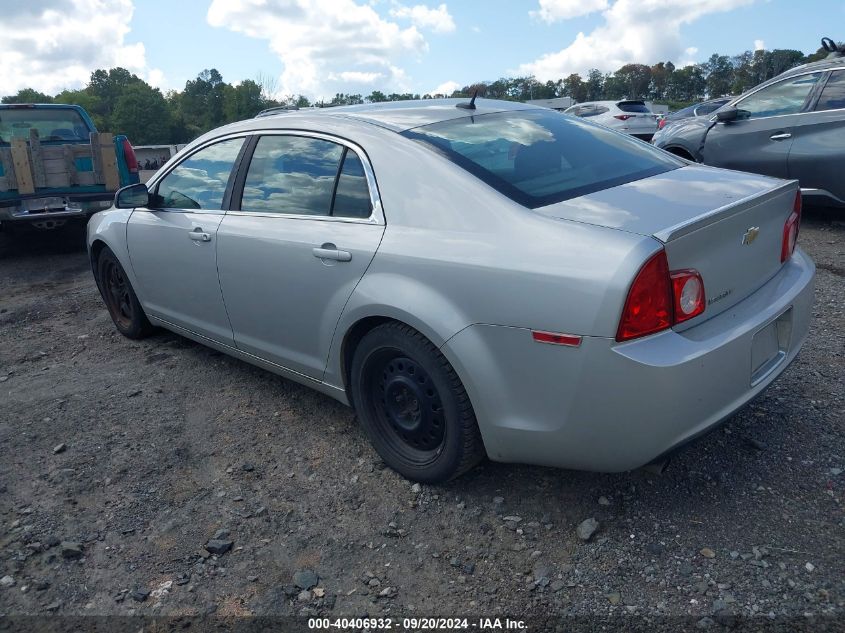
[616,251,672,341]
[781,191,802,263]
[658,118,667,130]
[614,114,633,121]
[616,250,706,342]
[122,138,138,173]
[670,270,705,324]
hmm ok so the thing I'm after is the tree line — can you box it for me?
[0,43,832,145]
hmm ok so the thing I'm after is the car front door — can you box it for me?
[702,71,824,178]
[788,69,845,203]
[126,136,246,345]
[216,133,385,379]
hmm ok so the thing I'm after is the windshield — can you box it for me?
[402,108,681,208]
[617,102,651,113]
[0,108,90,144]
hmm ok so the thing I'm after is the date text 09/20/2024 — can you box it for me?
[308,617,527,630]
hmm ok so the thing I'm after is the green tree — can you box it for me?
[181,69,226,135]
[223,79,265,122]
[111,82,171,144]
[649,61,674,100]
[584,69,604,101]
[613,64,652,99]
[87,67,143,130]
[1,88,54,104]
[562,74,586,102]
[704,54,734,98]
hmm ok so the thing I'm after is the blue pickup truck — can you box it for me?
[0,103,139,231]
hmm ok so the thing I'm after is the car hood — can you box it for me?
[535,164,786,240]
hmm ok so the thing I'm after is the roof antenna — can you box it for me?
[456,90,478,110]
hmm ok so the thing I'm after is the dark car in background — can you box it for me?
[657,97,732,131]
[653,38,845,208]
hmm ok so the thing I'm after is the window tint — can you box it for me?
[402,109,680,209]
[0,108,89,143]
[617,102,651,113]
[580,106,608,118]
[240,136,343,215]
[815,71,845,111]
[695,100,727,116]
[154,137,243,210]
[332,150,372,218]
[736,73,822,118]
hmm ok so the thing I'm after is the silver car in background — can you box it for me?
[88,98,814,482]
[563,100,659,141]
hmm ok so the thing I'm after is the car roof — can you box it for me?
[767,54,845,83]
[249,98,543,133]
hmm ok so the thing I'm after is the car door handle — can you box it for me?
[189,230,211,242]
[769,132,792,141]
[313,244,352,262]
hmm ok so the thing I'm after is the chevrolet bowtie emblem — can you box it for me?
[742,226,760,245]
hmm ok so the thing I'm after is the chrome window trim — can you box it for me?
[709,67,845,123]
[143,132,250,215]
[228,129,385,226]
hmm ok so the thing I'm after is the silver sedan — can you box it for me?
[88,98,815,482]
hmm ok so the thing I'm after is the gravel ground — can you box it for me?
[0,210,842,631]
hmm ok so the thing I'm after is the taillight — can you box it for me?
[614,114,633,121]
[122,138,139,173]
[616,251,673,341]
[670,270,705,324]
[781,191,802,263]
[616,250,706,342]
[658,118,667,130]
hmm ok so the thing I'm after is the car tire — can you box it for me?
[97,247,153,339]
[351,322,485,483]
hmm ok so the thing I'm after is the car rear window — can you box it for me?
[0,108,89,144]
[617,101,651,113]
[401,108,681,208]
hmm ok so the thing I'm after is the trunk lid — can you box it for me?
[536,164,798,325]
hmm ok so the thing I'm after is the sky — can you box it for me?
[0,0,838,100]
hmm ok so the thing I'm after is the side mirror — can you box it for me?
[715,106,739,123]
[115,183,149,209]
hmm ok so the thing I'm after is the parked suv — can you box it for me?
[563,100,658,141]
[653,37,845,208]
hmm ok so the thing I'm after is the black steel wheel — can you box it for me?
[97,247,152,339]
[351,322,484,482]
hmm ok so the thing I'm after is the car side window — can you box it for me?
[332,150,372,218]
[735,72,822,119]
[815,71,845,112]
[154,138,244,210]
[240,135,343,215]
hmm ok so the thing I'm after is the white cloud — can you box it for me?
[531,0,609,22]
[430,80,460,95]
[519,0,758,80]
[207,0,430,98]
[0,0,163,97]
[754,39,766,51]
[389,3,456,33]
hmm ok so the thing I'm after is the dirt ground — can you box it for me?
[0,210,843,631]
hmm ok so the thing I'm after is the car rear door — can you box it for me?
[788,68,845,203]
[216,133,385,380]
[126,136,246,345]
[701,71,824,178]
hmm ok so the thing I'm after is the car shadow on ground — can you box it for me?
[0,222,88,259]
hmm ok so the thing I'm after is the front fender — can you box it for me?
[87,209,139,298]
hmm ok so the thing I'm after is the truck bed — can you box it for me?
[0,130,120,200]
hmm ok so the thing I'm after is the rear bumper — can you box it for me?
[441,248,815,472]
[0,195,113,223]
